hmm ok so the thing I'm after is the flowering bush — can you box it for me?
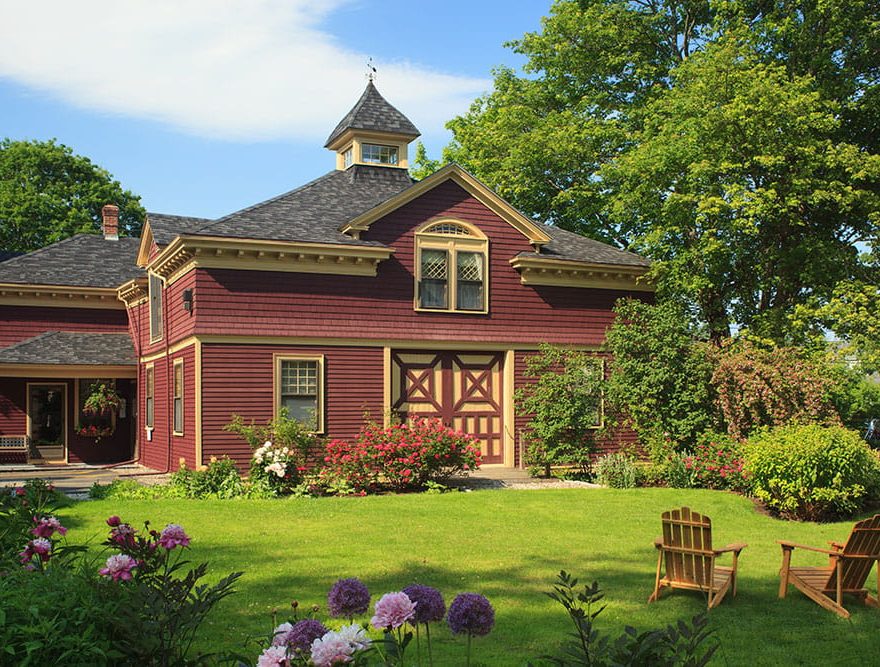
[251,440,308,495]
[684,432,749,493]
[322,418,482,493]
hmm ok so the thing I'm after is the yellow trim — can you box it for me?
[195,334,604,352]
[327,128,416,168]
[382,346,391,428]
[172,358,184,436]
[148,235,396,286]
[273,353,325,434]
[0,283,125,310]
[117,278,148,308]
[510,256,654,292]
[25,382,68,463]
[139,337,198,364]
[503,349,515,467]
[414,218,490,314]
[194,339,203,465]
[136,219,155,267]
[341,164,552,247]
[0,365,136,378]
[144,363,155,429]
[148,273,164,343]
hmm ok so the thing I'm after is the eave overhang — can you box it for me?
[326,128,419,153]
[136,219,155,268]
[117,277,148,308]
[149,235,396,285]
[340,164,552,249]
[510,256,654,292]
[0,283,126,310]
[0,363,136,378]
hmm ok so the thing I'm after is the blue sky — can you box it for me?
[0,1,550,219]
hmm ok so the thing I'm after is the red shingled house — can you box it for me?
[1,83,651,469]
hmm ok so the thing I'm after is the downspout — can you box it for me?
[164,277,172,474]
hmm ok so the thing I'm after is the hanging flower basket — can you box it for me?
[75,423,114,439]
[83,382,122,416]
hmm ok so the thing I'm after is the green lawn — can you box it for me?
[58,488,879,665]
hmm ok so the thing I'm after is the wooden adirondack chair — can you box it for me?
[778,513,880,619]
[649,506,747,609]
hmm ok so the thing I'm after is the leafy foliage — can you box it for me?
[170,457,245,499]
[0,138,145,252]
[711,341,840,440]
[225,408,318,466]
[593,452,641,489]
[684,432,748,493]
[0,479,70,568]
[516,344,605,475]
[744,424,880,520]
[605,299,717,456]
[534,570,718,666]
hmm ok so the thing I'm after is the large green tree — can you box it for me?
[443,0,880,341]
[0,139,145,253]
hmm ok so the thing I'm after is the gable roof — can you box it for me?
[325,81,420,148]
[149,213,213,246]
[0,234,142,288]
[189,165,414,245]
[531,224,650,268]
[0,331,135,366]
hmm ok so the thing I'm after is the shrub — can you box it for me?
[744,424,880,520]
[515,344,605,475]
[321,418,482,493]
[225,408,318,464]
[249,440,308,495]
[685,432,748,492]
[594,452,641,488]
[170,456,245,499]
[712,341,840,440]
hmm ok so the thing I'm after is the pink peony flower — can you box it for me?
[106,515,121,527]
[158,523,190,550]
[99,554,137,582]
[19,537,52,564]
[32,516,67,538]
[256,645,290,667]
[371,591,416,630]
[109,523,136,547]
[310,631,355,667]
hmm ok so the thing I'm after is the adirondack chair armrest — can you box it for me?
[714,542,747,555]
[777,540,839,556]
[828,541,846,551]
[653,537,664,549]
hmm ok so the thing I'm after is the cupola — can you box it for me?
[325,81,420,171]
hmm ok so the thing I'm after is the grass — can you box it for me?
[57,488,880,665]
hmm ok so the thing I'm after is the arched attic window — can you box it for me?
[415,220,488,313]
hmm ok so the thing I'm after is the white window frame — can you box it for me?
[145,363,155,430]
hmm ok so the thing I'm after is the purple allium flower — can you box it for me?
[371,591,416,630]
[447,593,495,637]
[403,584,446,624]
[31,515,67,538]
[327,577,370,618]
[256,645,290,667]
[310,631,355,667]
[158,523,190,550]
[99,554,137,582]
[285,619,328,654]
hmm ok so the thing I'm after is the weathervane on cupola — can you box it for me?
[326,62,420,171]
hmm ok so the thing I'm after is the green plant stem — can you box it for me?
[425,623,434,667]
[466,633,472,667]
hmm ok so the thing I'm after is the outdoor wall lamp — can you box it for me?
[182,289,194,313]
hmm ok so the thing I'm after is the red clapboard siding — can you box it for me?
[139,356,169,471]
[0,305,128,349]
[190,181,645,347]
[514,350,639,467]
[201,343,383,467]
[166,346,197,468]
[0,378,26,434]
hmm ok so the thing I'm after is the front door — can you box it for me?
[391,351,505,464]
[27,384,66,461]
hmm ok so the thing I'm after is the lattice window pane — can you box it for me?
[457,252,483,282]
[421,249,448,280]
[424,223,471,236]
[281,360,318,396]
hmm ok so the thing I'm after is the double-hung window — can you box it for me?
[149,274,163,341]
[145,364,155,429]
[416,220,488,313]
[275,356,324,432]
[172,360,184,435]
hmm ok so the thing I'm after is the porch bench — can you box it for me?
[0,435,30,464]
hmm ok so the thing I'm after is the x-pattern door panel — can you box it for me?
[392,351,504,464]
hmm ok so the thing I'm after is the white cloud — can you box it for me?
[0,1,488,141]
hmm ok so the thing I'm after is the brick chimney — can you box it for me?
[101,204,119,241]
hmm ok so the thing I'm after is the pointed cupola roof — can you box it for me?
[324,81,420,148]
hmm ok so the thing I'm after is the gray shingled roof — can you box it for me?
[0,235,143,287]
[148,213,213,246]
[325,81,420,147]
[530,224,651,268]
[0,251,22,262]
[0,332,135,366]
[191,165,414,244]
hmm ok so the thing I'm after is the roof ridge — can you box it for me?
[192,170,343,235]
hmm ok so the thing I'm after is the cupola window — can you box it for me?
[343,146,353,168]
[361,143,398,165]
[415,220,488,313]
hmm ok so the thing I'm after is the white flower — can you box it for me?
[256,645,289,667]
[263,440,273,448]
[311,631,355,667]
[336,624,371,650]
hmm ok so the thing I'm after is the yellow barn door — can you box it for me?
[391,351,505,464]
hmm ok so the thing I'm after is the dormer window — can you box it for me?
[343,146,353,168]
[415,220,488,314]
[362,143,398,166]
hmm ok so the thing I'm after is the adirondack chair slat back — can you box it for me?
[661,507,713,587]
[825,514,880,593]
